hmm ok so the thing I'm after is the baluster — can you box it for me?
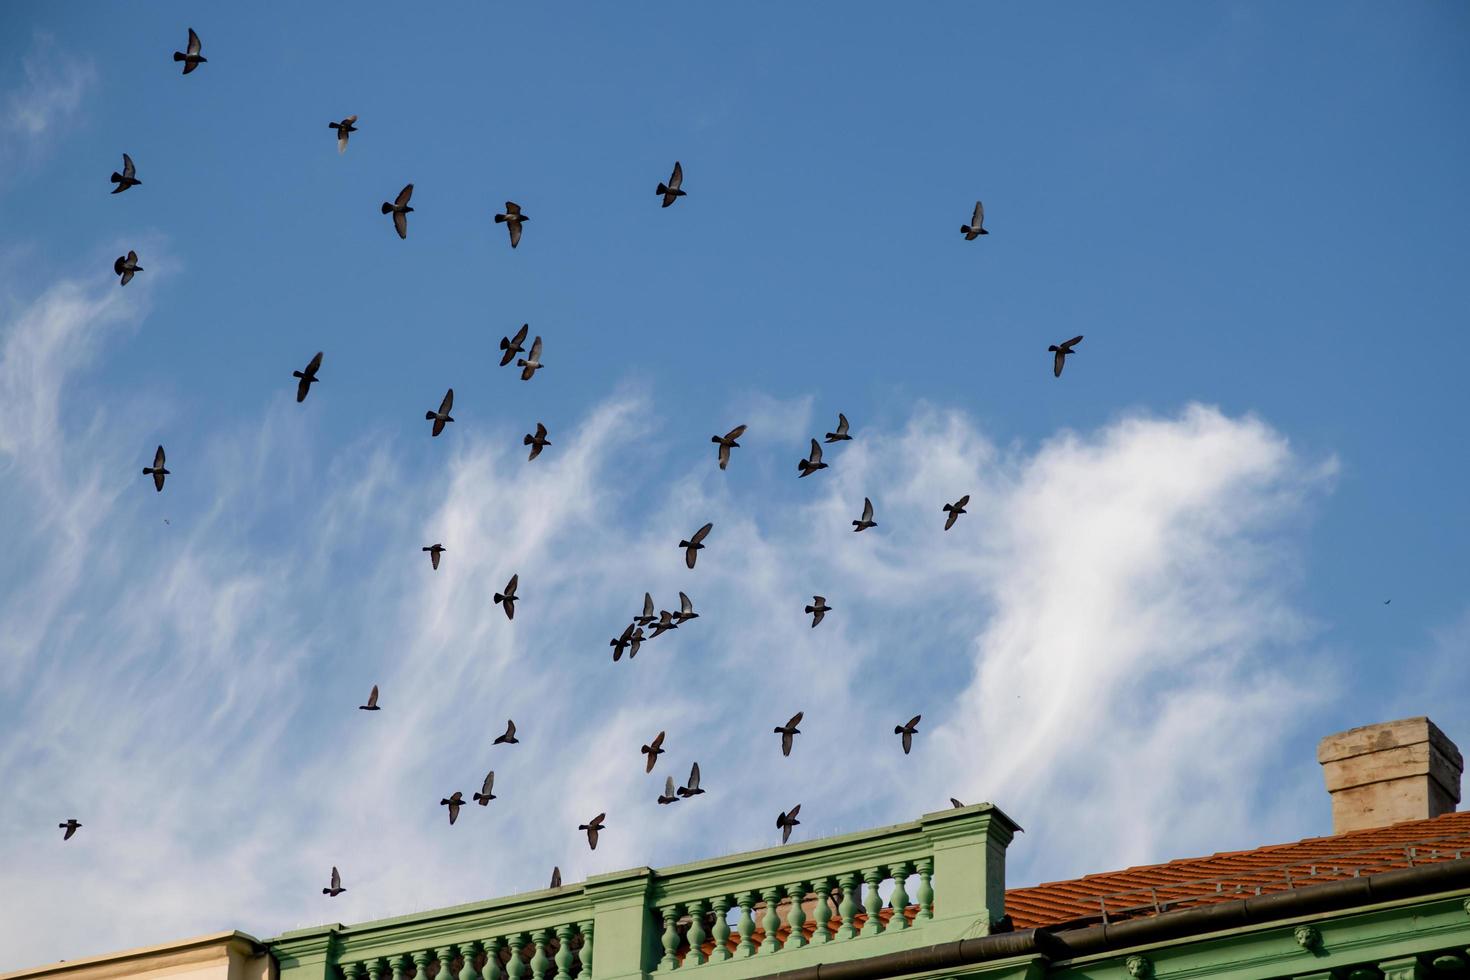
[887,862,911,931]
[366,958,385,980]
[576,921,594,979]
[915,858,934,921]
[391,954,410,980]
[836,873,860,940]
[481,939,505,980]
[343,962,365,980]
[412,952,433,980]
[463,943,483,980]
[785,882,808,950]
[709,895,733,962]
[437,947,457,980]
[808,877,833,944]
[760,886,784,953]
[530,930,552,980]
[554,925,575,980]
[860,868,884,936]
[659,904,682,970]
[505,935,529,980]
[736,892,758,958]
[685,900,709,966]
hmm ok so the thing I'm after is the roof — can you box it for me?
[1005,810,1470,930]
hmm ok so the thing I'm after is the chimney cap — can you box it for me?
[1317,716,1463,834]
[1317,716,1463,768]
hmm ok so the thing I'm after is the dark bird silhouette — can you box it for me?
[895,715,921,755]
[798,439,827,477]
[642,731,666,772]
[495,201,528,248]
[626,626,645,658]
[359,685,380,711]
[677,762,704,798]
[657,776,679,805]
[674,592,698,624]
[382,184,414,239]
[825,413,852,443]
[777,804,801,844]
[473,770,497,805]
[114,250,141,286]
[493,719,519,745]
[853,497,876,532]
[961,201,988,240]
[1384,599,1392,605]
[499,324,529,367]
[647,609,679,639]
[493,573,519,620]
[657,161,686,208]
[805,595,829,628]
[441,791,464,825]
[293,351,323,403]
[775,712,803,757]
[517,335,544,380]
[323,866,345,896]
[579,812,605,850]
[950,798,965,808]
[636,593,656,627]
[328,115,358,154]
[1048,335,1083,378]
[59,819,81,841]
[943,495,970,531]
[426,388,454,436]
[173,28,206,74]
[611,621,637,662]
[423,543,445,570]
[143,445,169,492]
[524,422,550,461]
[110,153,140,193]
[680,522,713,569]
[549,867,562,889]
[712,424,747,470]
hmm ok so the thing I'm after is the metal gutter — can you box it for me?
[746,857,1470,980]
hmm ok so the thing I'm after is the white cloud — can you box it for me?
[0,260,1340,968]
[3,33,97,160]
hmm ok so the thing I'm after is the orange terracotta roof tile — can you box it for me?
[1005,810,1470,930]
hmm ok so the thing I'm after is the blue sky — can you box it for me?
[1,0,1468,970]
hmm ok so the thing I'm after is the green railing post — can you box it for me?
[920,803,1022,937]
[583,866,657,980]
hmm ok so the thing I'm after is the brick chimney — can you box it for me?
[1317,717,1463,834]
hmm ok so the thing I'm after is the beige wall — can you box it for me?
[0,932,273,980]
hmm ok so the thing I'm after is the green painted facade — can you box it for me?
[270,805,1470,980]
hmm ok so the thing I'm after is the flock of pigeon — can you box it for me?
[73,27,1080,901]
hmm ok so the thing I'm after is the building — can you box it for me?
[0,934,272,980]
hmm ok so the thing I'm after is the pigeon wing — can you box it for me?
[393,209,407,239]
[366,685,378,708]
[972,201,984,228]
[725,424,747,441]
[1053,350,1065,377]
[718,443,730,469]
[861,497,873,522]
[395,184,414,207]
[481,770,495,796]
[509,221,522,249]
[513,323,529,347]
[123,153,135,179]
[669,161,683,191]
[809,439,823,465]
[439,388,454,415]
[691,522,712,545]
[153,445,166,470]
[187,28,201,56]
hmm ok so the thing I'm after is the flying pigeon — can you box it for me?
[359,685,380,711]
[680,522,713,569]
[943,495,969,531]
[1048,335,1083,378]
[328,115,358,154]
[499,324,529,367]
[825,413,852,443]
[293,351,323,403]
[657,776,679,805]
[677,762,704,798]
[805,595,829,628]
[549,867,562,889]
[950,798,965,808]
[611,621,637,662]
[647,609,679,639]
[110,153,140,193]
[517,336,544,380]
[323,866,345,896]
[853,497,876,532]
[961,201,988,240]
[441,791,464,825]
[382,184,414,239]
[797,439,827,477]
[493,573,519,620]
[636,593,656,627]
[426,388,454,436]
[473,770,496,805]
[59,819,81,841]
[777,804,801,844]
[657,161,686,208]
[493,719,519,745]
[495,201,528,248]
[674,592,698,623]
[712,424,747,470]
[114,250,142,286]
[524,422,550,461]
[423,543,445,570]
[775,711,803,757]
[579,812,605,850]
[895,715,921,755]
[143,445,169,492]
[642,731,666,772]
[173,28,206,74]
[626,626,645,658]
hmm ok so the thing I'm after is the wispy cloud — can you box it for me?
[3,32,97,162]
[0,258,1338,968]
